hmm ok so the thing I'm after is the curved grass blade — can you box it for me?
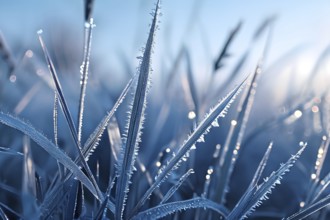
[77,18,95,143]
[132,197,229,220]
[131,78,246,217]
[160,169,194,204]
[252,15,276,41]
[286,194,330,220]
[0,112,98,198]
[115,1,160,219]
[37,31,102,199]
[213,21,242,72]
[227,143,306,220]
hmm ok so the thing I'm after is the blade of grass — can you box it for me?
[160,169,194,204]
[227,143,306,220]
[77,18,95,143]
[210,62,263,204]
[0,112,98,198]
[37,31,102,199]
[115,2,160,218]
[286,194,330,220]
[132,197,229,220]
[213,21,242,72]
[130,78,246,217]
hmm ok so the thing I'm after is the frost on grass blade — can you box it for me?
[286,194,330,220]
[38,31,102,200]
[131,77,246,217]
[77,18,95,143]
[115,1,160,219]
[132,197,229,220]
[160,169,194,204]
[227,143,306,220]
[0,112,98,199]
[82,72,135,163]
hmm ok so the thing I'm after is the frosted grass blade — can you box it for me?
[132,197,229,220]
[228,143,306,220]
[37,31,102,199]
[286,194,330,220]
[249,142,273,188]
[213,64,262,204]
[131,78,246,217]
[160,169,194,204]
[77,18,95,143]
[115,1,160,219]
[82,73,135,162]
[0,112,98,198]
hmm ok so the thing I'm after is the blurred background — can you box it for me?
[1,0,330,218]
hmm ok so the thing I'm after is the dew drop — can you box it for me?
[311,173,317,180]
[25,50,34,58]
[9,74,16,83]
[188,111,196,120]
[294,110,302,118]
[300,201,305,208]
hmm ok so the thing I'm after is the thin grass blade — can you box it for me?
[115,2,160,219]
[249,142,273,188]
[286,194,330,220]
[0,112,98,198]
[132,197,229,220]
[160,169,194,204]
[37,31,102,199]
[213,21,242,72]
[131,78,246,217]
[77,18,95,143]
[227,143,306,220]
